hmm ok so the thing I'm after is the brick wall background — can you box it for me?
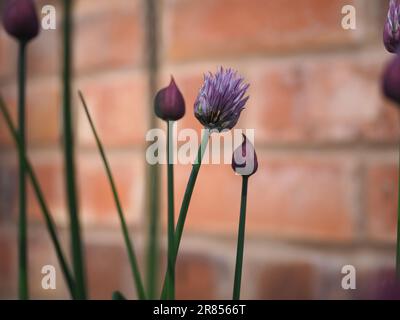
[0,0,398,299]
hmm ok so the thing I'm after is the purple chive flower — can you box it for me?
[194,67,249,131]
[232,134,258,177]
[154,77,186,121]
[383,53,400,105]
[2,0,40,42]
[384,0,400,53]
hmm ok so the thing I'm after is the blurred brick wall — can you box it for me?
[0,0,398,299]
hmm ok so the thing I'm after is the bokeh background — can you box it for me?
[0,0,398,299]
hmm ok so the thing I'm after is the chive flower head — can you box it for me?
[194,67,249,131]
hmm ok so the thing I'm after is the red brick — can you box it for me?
[74,1,145,74]
[173,151,357,241]
[0,230,17,299]
[366,161,398,242]
[0,227,71,300]
[75,0,138,17]
[258,261,316,299]
[252,62,310,143]
[252,52,399,144]
[363,101,400,143]
[164,0,366,61]
[27,152,65,224]
[77,72,149,147]
[0,29,17,81]
[0,153,65,226]
[0,78,61,147]
[85,241,130,300]
[77,151,145,226]
[27,0,61,77]
[176,253,222,299]
[0,158,17,222]
[300,56,376,142]
[28,228,70,299]
[26,29,60,78]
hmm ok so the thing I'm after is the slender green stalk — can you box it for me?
[62,0,86,299]
[0,96,76,299]
[397,140,400,279]
[233,176,248,300]
[17,41,28,300]
[78,92,146,300]
[145,0,161,300]
[146,159,160,300]
[161,130,210,299]
[166,121,175,300]
[147,168,160,300]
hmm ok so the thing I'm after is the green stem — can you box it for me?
[161,130,210,299]
[167,121,175,300]
[146,170,160,300]
[0,96,76,299]
[17,41,28,300]
[78,92,146,300]
[146,127,161,299]
[62,0,86,300]
[145,0,161,300]
[146,169,160,300]
[233,176,248,300]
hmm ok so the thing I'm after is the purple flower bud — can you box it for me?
[194,67,249,131]
[2,0,39,42]
[232,134,258,177]
[382,53,400,106]
[154,77,186,121]
[384,0,400,53]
